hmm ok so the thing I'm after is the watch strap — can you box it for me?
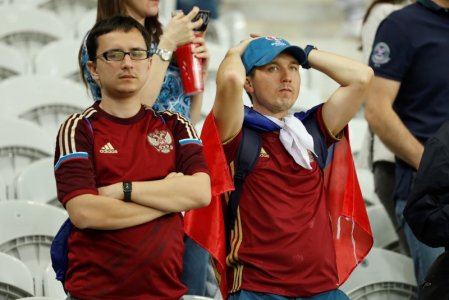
[302,44,317,69]
[123,181,132,202]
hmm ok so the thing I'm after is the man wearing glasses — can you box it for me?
[54,16,211,299]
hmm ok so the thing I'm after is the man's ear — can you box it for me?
[244,77,254,93]
[87,60,99,82]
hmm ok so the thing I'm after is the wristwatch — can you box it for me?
[123,181,132,202]
[302,44,317,69]
[155,48,173,62]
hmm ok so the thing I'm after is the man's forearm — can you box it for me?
[66,194,167,230]
[368,108,423,169]
[131,172,211,212]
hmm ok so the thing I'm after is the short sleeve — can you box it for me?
[369,17,413,81]
[54,114,98,205]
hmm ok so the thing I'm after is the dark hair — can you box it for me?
[85,15,151,61]
[96,0,163,44]
[79,0,163,88]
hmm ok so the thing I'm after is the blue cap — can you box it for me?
[242,37,307,75]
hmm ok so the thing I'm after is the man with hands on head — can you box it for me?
[212,36,373,299]
[54,15,210,300]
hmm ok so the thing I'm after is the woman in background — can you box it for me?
[79,0,209,124]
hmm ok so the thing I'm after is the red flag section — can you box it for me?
[185,114,373,298]
[324,127,373,284]
[184,113,233,298]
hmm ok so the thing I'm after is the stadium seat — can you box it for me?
[0,75,92,137]
[37,0,96,38]
[4,0,48,8]
[356,167,380,206]
[0,252,34,299]
[340,247,417,299]
[34,39,81,82]
[75,8,96,39]
[367,205,400,251]
[0,176,6,201]
[206,43,227,78]
[0,117,53,199]
[42,263,66,299]
[348,117,369,158]
[0,43,25,80]
[205,20,231,49]
[15,157,59,207]
[218,10,247,47]
[0,201,68,296]
[0,6,67,73]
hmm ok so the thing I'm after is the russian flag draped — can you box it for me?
[184,109,373,298]
[183,113,233,298]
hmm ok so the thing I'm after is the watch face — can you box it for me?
[158,49,172,61]
[161,52,170,61]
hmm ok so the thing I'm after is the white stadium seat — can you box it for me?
[34,39,82,82]
[0,117,53,199]
[0,201,68,296]
[0,6,67,74]
[0,75,93,137]
[367,205,400,251]
[37,0,96,38]
[15,157,59,207]
[341,247,417,299]
[75,8,96,39]
[42,263,66,299]
[0,252,34,299]
[0,43,25,80]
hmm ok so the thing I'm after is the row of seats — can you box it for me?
[0,201,67,298]
[0,40,81,81]
[0,2,247,76]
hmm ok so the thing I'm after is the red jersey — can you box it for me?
[54,102,209,300]
[223,109,339,297]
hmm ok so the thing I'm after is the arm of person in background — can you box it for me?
[140,7,204,106]
[364,76,424,169]
[212,38,254,142]
[308,49,373,136]
[189,34,210,124]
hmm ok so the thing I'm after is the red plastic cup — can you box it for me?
[176,10,210,96]
[176,33,204,96]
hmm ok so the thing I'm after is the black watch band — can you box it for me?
[123,181,132,202]
[302,44,317,70]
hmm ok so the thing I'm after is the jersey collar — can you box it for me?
[417,0,449,15]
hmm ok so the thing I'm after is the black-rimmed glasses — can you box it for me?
[96,49,150,61]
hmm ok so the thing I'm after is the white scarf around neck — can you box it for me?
[266,115,316,169]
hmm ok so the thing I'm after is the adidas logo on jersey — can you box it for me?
[100,142,118,154]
